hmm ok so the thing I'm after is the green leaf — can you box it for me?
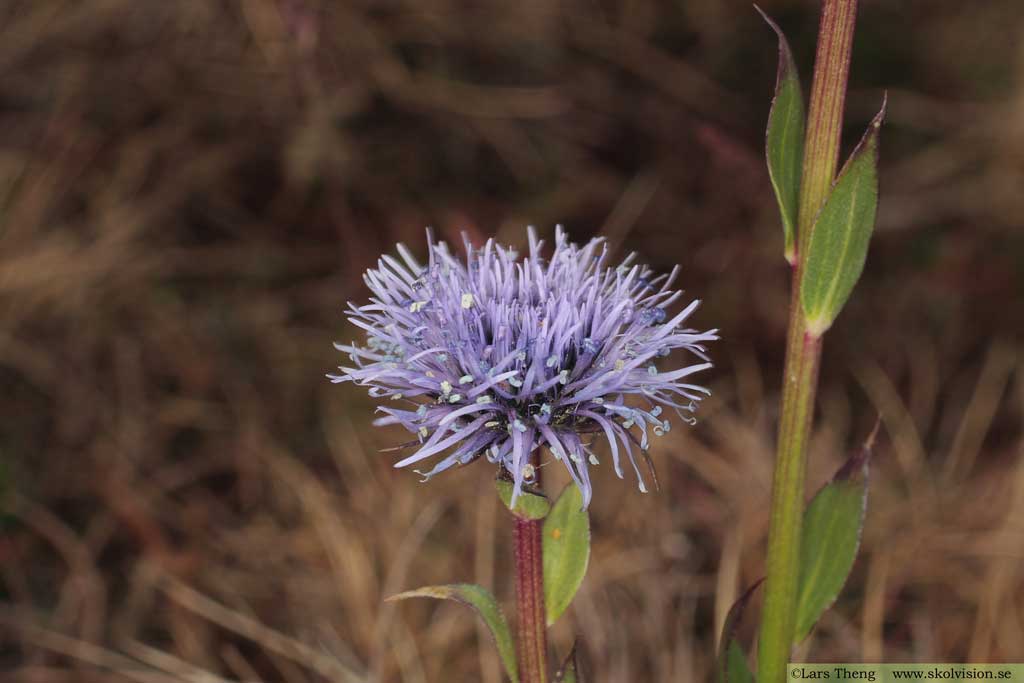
[716,579,762,683]
[496,478,551,520]
[757,5,805,265]
[555,641,583,682]
[543,483,590,626]
[724,642,755,683]
[388,584,519,682]
[800,97,887,335]
[794,424,876,642]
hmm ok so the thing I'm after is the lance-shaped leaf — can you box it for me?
[543,483,590,626]
[496,478,551,520]
[388,584,519,682]
[801,97,887,336]
[794,423,877,642]
[716,579,762,683]
[757,5,805,265]
[555,641,584,682]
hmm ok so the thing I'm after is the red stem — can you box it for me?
[514,515,548,683]
[797,0,859,254]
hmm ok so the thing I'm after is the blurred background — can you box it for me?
[1,0,1023,681]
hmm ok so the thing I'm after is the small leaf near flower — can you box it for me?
[387,583,519,683]
[555,641,584,682]
[794,421,878,643]
[801,96,887,336]
[496,478,551,520]
[717,578,761,683]
[757,5,805,266]
[543,483,590,626]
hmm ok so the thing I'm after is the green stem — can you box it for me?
[796,0,859,257]
[514,515,548,683]
[758,2,858,682]
[757,323,821,683]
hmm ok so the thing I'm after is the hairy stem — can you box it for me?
[758,2,858,682]
[514,515,548,683]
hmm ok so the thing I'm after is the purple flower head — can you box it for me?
[329,227,717,508]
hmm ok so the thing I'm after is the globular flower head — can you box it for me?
[329,227,718,507]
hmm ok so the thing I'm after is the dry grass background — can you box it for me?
[1,0,1023,681]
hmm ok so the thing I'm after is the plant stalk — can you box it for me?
[514,514,548,683]
[796,0,859,257]
[758,1,858,682]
